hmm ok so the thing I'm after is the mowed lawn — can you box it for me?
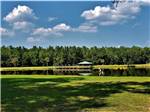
[1,75,150,112]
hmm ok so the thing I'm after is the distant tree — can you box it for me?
[10,57,18,67]
[1,45,150,67]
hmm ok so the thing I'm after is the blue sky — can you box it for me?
[1,1,150,48]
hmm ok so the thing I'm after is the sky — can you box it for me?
[1,0,150,48]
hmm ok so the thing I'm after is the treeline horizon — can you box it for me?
[1,45,150,67]
[1,45,149,49]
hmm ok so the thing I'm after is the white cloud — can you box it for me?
[32,28,62,37]
[81,6,112,20]
[136,0,150,5]
[73,22,97,32]
[0,27,14,37]
[4,5,37,23]
[116,1,140,14]
[81,1,141,26]
[99,21,117,26]
[33,27,52,34]
[27,21,98,44]
[48,17,57,22]
[13,21,34,32]
[31,22,96,39]
[3,5,37,33]
[27,36,40,43]
[32,27,54,37]
[27,23,69,43]
[32,23,71,37]
[53,23,71,31]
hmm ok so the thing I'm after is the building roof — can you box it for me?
[78,61,92,65]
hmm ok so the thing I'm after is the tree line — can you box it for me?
[1,46,150,67]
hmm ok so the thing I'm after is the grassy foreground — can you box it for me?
[1,75,150,112]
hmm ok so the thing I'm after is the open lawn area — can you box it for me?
[1,75,150,112]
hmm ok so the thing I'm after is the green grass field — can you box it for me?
[1,75,150,112]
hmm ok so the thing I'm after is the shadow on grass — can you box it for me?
[1,77,150,112]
